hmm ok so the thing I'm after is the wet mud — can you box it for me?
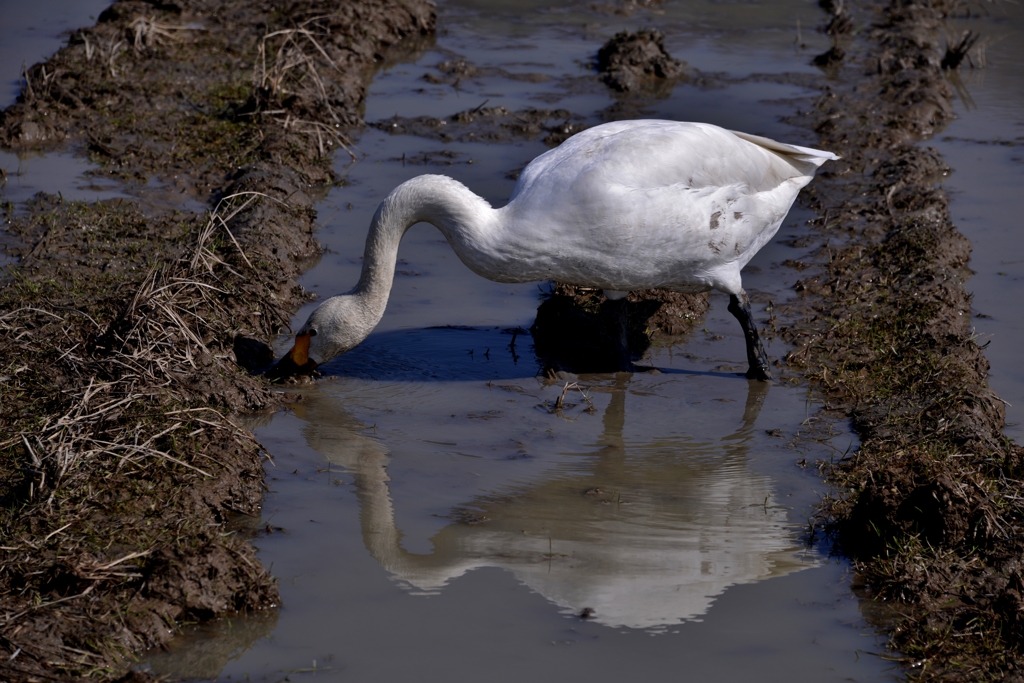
[371,27,715,150]
[596,29,689,93]
[0,1,433,681]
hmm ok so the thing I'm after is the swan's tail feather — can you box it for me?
[729,130,840,168]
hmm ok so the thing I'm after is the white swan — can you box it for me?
[269,120,837,380]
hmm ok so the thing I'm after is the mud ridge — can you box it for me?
[0,1,434,680]
[779,0,1024,678]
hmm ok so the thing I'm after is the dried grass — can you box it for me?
[0,198,279,515]
[129,16,201,52]
[254,20,358,159]
[0,199,278,670]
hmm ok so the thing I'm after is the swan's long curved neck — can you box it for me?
[352,175,499,321]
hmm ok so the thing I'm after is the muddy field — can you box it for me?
[0,0,1020,680]
[0,1,434,680]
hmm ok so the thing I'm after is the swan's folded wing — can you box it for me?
[728,129,840,169]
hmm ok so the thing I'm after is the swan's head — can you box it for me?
[266,295,372,380]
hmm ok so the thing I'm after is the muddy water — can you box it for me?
[149,373,890,682]
[929,3,1024,443]
[144,1,896,681]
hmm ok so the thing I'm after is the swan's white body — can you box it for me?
[273,120,837,376]
[448,120,832,293]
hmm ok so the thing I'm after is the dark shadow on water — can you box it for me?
[145,609,278,679]
[317,326,538,381]
[314,326,758,383]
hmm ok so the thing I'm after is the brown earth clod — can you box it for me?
[374,105,589,148]
[596,29,689,93]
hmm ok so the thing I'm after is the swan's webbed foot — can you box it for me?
[727,292,771,382]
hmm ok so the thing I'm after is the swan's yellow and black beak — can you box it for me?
[265,332,318,381]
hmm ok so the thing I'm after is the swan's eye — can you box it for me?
[308,328,318,337]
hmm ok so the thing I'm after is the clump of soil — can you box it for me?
[0,0,435,680]
[776,0,1024,677]
[532,284,709,373]
[0,197,283,681]
[596,29,688,93]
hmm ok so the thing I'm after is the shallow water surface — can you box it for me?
[929,1,1024,442]
[146,1,896,680]
[150,367,893,682]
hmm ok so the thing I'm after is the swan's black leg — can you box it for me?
[727,292,771,381]
[603,295,634,372]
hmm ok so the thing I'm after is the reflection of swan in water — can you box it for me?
[293,379,813,629]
